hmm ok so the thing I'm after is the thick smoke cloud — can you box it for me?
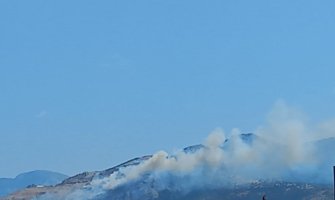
[92,101,332,192]
[92,130,227,190]
[38,101,335,199]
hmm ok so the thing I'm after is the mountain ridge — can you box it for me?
[0,170,68,197]
[1,135,334,200]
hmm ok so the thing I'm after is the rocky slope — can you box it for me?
[1,134,334,200]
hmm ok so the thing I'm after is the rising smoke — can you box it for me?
[38,101,335,199]
[86,101,335,195]
[91,101,330,191]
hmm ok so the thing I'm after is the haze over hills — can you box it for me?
[1,134,334,200]
[0,170,68,197]
[1,0,334,200]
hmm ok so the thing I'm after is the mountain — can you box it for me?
[96,180,333,200]
[0,170,68,197]
[4,174,332,200]
[1,135,334,200]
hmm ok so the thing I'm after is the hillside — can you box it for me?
[0,170,68,197]
[1,135,334,200]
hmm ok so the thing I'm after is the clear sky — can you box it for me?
[0,0,335,177]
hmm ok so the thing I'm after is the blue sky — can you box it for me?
[1,0,335,177]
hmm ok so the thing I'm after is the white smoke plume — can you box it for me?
[37,101,335,199]
[91,101,334,192]
[92,130,227,190]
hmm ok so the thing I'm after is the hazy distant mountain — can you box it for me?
[1,135,334,200]
[0,170,68,197]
